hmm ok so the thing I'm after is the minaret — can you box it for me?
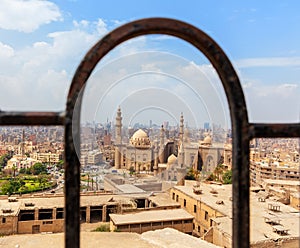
[159,125,165,163]
[153,140,159,176]
[179,113,184,142]
[178,113,185,168]
[114,106,122,169]
[178,141,185,168]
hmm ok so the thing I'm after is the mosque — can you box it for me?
[113,107,231,179]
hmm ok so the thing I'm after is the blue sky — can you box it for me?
[0,0,299,127]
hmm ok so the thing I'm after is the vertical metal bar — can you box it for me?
[232,122,250,247]
[65,96,81,248]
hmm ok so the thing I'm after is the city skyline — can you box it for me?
[0,0,299,125]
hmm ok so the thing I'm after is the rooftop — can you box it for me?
[110,208,193,225]
[174,181,299,243]
[0,228,221,248]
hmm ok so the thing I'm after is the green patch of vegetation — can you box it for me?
[92,224,110,232]
[222,170,232,184]
[207,163,232,184]
[0,175,54,195]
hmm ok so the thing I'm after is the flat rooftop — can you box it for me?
[175,182,299,243]
[110,208,194,225]
[0,228,221,248]
[174,182,233,218]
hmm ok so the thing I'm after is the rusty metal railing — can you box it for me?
[1,18,299,248]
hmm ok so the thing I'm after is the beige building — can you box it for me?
[250,159,300,185]
[170,181,300,247]
[31,151,62,164]
[110,208,194,234]
[6,155,38,171]
[0,191,179,235]
[290,192,300,210]
[87,150,103,165]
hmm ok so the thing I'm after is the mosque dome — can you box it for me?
[167,154,177,165]
[130,129,151,149]
[202,135,212,145]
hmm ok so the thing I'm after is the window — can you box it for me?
[194,205,197,213]
[172,192,175,200]
[118,225,129,230]
[152,222,162,226]
[184,199,186,207]
[176,195,179,202]
[163,221,172,226]
[2,217,6,224]
[205,211,208,220]
[43,221,53,225]
[198,225,200,233]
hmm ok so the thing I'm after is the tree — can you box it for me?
[129,166,135,176]
[0,153,12,170]
[1,178,24,195]
[31,162,47,175]
[37,175,48,190]
[222,170,232,184]
[12,165,17,178]
[185,167,196,180]
[214,163,225,182]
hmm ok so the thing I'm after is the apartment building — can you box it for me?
[170,181,300,247]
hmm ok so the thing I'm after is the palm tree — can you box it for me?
[12,165,17,178]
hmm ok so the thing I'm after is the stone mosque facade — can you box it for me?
[113,107,231,177]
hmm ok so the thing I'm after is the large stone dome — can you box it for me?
[202,135,212,145]
[130,129,151,149]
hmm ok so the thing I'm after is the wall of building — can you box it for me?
[170,187,224,237]
[110,219,193,234]
[0,216,18,235]
[18,219,64,234]
[290,193,300,210]
[212,226,232,248]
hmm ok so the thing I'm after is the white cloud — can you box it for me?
[0,19,111,111]
[242,81,300,122]
[96,18,108,35]
[0,42,14,58]
[73,20,89,28]
[0,0,62,33]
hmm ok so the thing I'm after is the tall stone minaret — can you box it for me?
[114,106,122,169]
[178,113,185,168]
[159,125,165,163]
[179,113,184,142]
[153,140,159,176]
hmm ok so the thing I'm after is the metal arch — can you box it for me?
[65,18,250,248]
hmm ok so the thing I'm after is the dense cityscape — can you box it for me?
[0,110,299,247]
